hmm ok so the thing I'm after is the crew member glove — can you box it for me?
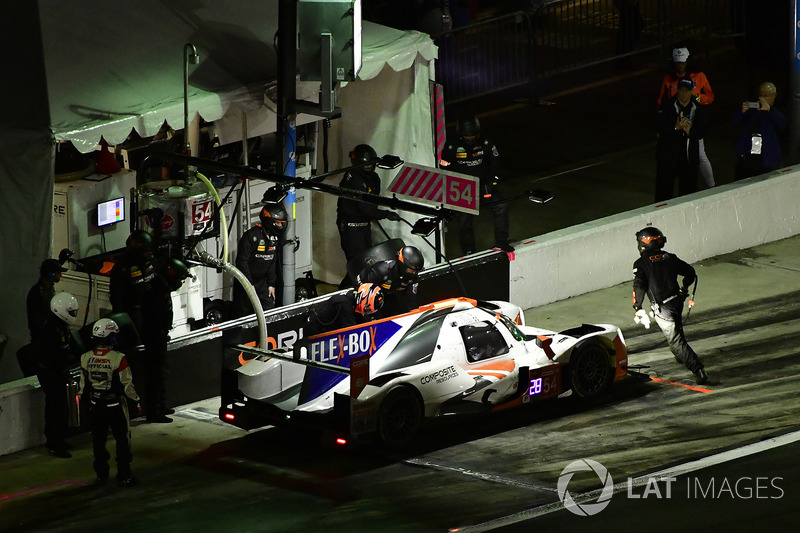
[383,211,401,222]
[634,309,651,329]
[127,399,142,418]
[679,288,695,307]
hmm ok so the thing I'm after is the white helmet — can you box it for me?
[92,318,120,340]
[50,292,79,325]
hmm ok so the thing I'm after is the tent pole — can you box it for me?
[277,0,298,305]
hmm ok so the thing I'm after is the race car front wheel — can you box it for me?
[378,387,423,449]
[569,341,614,399]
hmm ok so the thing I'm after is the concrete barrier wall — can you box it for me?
[510,169,800,310]
[0,377,45,456]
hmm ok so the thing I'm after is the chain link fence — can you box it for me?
[433,0,746,104]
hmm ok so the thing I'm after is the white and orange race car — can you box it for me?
[220,297,629,448]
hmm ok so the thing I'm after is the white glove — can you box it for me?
[634,309,651,329]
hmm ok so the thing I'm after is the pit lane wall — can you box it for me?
[509,169,800,310]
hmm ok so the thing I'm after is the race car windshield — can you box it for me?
[495,312,527,342]
[375,315,445,373]
[461,321,509,363]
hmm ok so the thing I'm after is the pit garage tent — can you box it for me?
[0,0,437,382]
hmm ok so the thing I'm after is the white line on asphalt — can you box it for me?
[739,258,800,273]
[404,457,560,493]
[529,161,608,183]
[450,429,800,533]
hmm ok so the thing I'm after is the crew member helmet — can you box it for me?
[354,283,384,316]
[636,226,667,253]
[350,144,378,172]
[259,202,288,235]
[457,116,481,139]
[126,229,153,250]
[40,258,67,280]
[50,292,79,326]
[397,246,424,276]
[163,257,192,290]
[92,318,120,345]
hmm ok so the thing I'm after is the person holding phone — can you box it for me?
[734,82,787,180]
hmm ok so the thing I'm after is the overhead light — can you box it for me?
[262,185,288,203]
[376,155,403,170]
[528,189,554,204]
[411,217,439,237]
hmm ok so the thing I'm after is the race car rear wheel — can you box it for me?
[569,341,614,399]
[378,387,422,449]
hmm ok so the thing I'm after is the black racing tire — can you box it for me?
[569,341,614,399]
[203,299,227,326]
[378,387,423,449]
[295,278,316,302]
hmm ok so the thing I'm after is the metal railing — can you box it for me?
[433,11,534,104]
[433,0,746,104]
[531,0,746,76]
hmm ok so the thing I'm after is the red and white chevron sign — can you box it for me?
[388,163,479,215]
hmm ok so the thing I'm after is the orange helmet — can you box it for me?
[355,283,384,316]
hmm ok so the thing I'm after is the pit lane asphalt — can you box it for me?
[3,43,800,532]
[2,235,799,532]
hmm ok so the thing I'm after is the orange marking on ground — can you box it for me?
[1,479,88,501]
[650,376,713,393]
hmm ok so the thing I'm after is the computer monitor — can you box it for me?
[97,197,125,227]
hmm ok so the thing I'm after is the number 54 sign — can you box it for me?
[387,163,480,215]
[185,197,216,236]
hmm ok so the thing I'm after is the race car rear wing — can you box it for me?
[221,341,371,434]
[233,340,372,401]
[234,341,349,375]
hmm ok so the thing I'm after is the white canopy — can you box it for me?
[41,0,436,152]
[0,0,438,382]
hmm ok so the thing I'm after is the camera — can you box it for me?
[747,101,761,109]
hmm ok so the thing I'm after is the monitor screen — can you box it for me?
[97,197,125,227]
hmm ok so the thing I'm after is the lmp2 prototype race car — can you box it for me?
[220,297,629,448]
